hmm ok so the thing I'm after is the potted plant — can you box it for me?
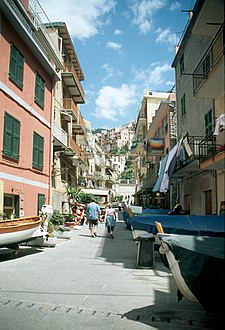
[53,225,72,239]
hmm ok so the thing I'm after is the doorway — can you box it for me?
[204,190,212,215]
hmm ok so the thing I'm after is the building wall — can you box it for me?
[0,12,53,217]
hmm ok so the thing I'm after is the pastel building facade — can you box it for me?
[0,0,59,217]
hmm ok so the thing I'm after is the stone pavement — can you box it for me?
[0,215,215,329]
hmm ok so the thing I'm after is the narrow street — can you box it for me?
[0,215,214,330]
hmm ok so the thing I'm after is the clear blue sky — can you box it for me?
[40,0,193,129]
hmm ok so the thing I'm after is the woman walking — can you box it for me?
[104,203,117,239]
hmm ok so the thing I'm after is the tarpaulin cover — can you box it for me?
[161,234,225,318]
[142,209,170,214]
[128,215,225,237]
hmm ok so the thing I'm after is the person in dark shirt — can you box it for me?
[168,204,183,215]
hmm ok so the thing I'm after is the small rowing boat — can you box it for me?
[0,216,42,248]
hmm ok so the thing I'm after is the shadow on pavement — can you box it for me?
[0,246,43,262]
[123,286,214,329]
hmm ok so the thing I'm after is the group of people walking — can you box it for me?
[85,198,117,239]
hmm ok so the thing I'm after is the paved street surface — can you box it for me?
[0,213,216,329]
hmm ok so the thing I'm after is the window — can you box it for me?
[33,132,44,170]
[205,109,213,136]
[37,194,45,215]
[3,112,20,160]
[9,44,24,88]
[181,94,186,117]
[35,72,45,108]
[179,54,184,76]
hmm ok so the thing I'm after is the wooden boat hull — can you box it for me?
[0,216,42,248]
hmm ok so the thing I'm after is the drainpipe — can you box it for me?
[48,89,54,206]
[213,170,218,214]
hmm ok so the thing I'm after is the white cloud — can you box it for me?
[155,27,177,48]
[106,41,122,50]
[93,84,137,121]
[39,0,116,41]
[132,63,173,90]
[131,0,165,34]
[170,1,181,11]
[101,63,114,83]
[114,29,123,35]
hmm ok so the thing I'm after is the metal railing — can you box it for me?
[193,26,224,94]
[176,135,205,169]
[199,135,223,164]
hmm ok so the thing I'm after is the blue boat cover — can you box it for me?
[129,215,225,237]
[142,209,170,214]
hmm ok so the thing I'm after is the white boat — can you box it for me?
[0,216,42,248]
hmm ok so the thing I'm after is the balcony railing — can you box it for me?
[193,26,224,94]
[176,135,205,170]
[199,135,224,164]
[53,124,68,146]
[68,136,84,162]
[63,98,79,119]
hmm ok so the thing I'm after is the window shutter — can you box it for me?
[40,79,45,108]
[9,44,17,81]
[12,118,20,159]
[17,51,24,88]
[3,113,13,156]
[33,132,44,170]
[33,133,39,168]
[38,135,44,169]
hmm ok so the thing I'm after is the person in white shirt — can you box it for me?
[104,203,117,239]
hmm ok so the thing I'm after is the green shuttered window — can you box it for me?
[33,132,44,170]
[3,113,20,160]
[205,109,213,136]
[35,72,45,108]
[9,44,24,88]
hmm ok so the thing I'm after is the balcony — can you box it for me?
[62,61,85,103]
[52,124,68,150]
[0,0,59,80]
[193,26,224,99]
[143,164,158,189]
[63,98,79,120]
[66,136,84,162]
[199,136,225,170]
[173,136,204,178]
[63,98,87,136]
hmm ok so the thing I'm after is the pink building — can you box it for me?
[0,0,59,217]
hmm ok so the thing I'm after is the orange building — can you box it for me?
[0,0,60,217]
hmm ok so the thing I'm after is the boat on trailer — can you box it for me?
[0,216,43,249]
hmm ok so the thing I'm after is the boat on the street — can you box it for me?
[158,233,225,321]
[128,214,225,237]
[0,216,43,248]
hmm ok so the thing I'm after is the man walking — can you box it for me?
[86,197,101,238]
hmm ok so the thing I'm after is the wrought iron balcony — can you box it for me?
[173,136,205,178]
[199,135,225,170]
[193,25,224,98]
